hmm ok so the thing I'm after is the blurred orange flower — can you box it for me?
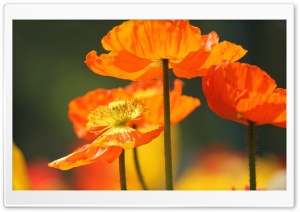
[202,61,286,127]
[85,20,247,80]
[27,158,69,189]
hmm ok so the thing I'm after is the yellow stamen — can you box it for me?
[86,98,146,132]
[237,113,244,119]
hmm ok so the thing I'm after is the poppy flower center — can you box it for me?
[86,98,146,133]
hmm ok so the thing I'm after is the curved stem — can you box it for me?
[162,59,173,190]
[119,150,127,190]
[133,148,148,190]
[247,120,257,190]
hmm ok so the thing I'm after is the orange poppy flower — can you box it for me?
[49,79,199,170]
[85,20,247,81]
[69,79,200,141]
[49,98,163,170]
[202,61,286,127]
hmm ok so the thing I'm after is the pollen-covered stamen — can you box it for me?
[86,98,146,134]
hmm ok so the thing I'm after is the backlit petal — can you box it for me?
[85,50,149,81]
[141,79,201,125]
[102,20,202,61]
[91,125,164,149]
[201,41,247,69]
[172,41,247,78]
[48,144,122,170]
[202,61,286,126]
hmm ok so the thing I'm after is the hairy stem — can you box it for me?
[133,148,148,190]
[247,120,257,190]
[119,150,127,190]
[162,58,173,190]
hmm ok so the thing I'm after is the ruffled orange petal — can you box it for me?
[141,79,201,125]
[85,51,146,81]
[68,87,130,140]
[272,88,286,128]
[85,50,163,81]
[113,50,152,73]
[173,41,247,78]
[91,125,164,149]
[124,78,163,96]
[200,31,219,50]
[101,20,202,61]
[201,41,247,69]
[171,49,211,78]
[48,145,122,170]
[169,80,201,124]
[202,61,286,126]
[165,31,218,78]
[202,73,240,122]
[125,78,200,125]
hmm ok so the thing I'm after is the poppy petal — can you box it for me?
[48,145,122,170]
[91,125,164,149]
[142,79,201,125]
[101,20,202,61]
[200,31,219,50]
[85,50,148,81]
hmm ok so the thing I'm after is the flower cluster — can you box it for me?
[48,20,286,190]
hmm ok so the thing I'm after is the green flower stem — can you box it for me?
[247,120,257,190]
[133,148,148,190]
[162,58,173,190]
[119,149,127,190]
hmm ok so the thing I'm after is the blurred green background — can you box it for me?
[13,20,286,178]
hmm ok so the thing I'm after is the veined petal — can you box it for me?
[200,31,219,50]
[200,41,247,69]
[85,51,147,81]
[142,79,201,125]
[48,145,122,170]
[113,50,152,73]
[91,125,164,149]
[171,49,211,78]
[101,20,202,61]
[85,50,162,81]
[172,41,247,78]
